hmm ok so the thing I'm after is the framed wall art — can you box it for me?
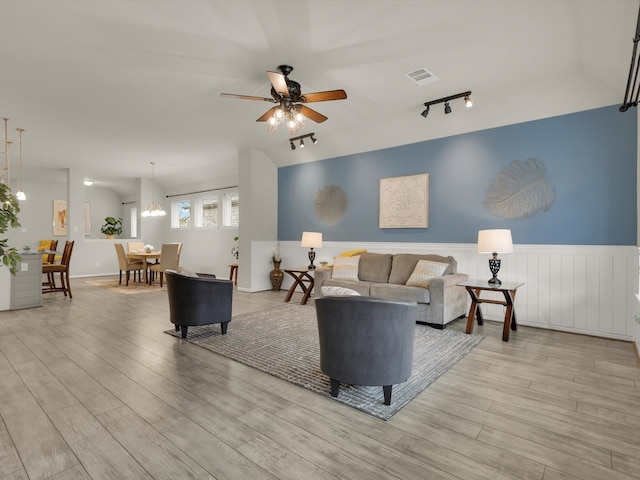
[379,173,429,228]
[53,200,67,236]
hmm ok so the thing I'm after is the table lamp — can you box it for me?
[301,231,322,270]
[477,229,513,285]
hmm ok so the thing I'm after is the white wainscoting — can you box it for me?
[253,241,639,341]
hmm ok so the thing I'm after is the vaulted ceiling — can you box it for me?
[0,0,636,195]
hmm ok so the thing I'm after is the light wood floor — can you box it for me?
[0,277,639,480]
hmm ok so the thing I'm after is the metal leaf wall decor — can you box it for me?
[484,158,555,219]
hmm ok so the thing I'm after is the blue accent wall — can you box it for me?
[278,105,637,245]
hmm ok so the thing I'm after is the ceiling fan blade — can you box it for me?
[300,90,347,103]
[220,93,276,102]
[267,71,289,96]
[298,105,328,123]
[256,107,277,122]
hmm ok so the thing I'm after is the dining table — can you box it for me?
[127,250,161,284]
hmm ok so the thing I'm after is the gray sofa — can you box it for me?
[314,252,468,327]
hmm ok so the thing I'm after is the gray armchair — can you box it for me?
[165,269,233,338]
[314,296,417,405]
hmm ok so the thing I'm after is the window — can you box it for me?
[171,200,191,228]
[130,206,137,238]
[196,196,218,228]
[223,192,239,227]
[171,189,238,229]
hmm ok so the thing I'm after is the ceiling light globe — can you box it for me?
[275,109,284,119]
[15,191,26,201]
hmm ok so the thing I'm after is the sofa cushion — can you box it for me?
[358,252,393,283]
[332,255,360,280]
[388,254,457,285]
[405,260,449,288]
[321,286,361,296]
[370,283,431,304]
[322,278,372,296]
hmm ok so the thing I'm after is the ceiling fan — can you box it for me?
[220,65,347,134]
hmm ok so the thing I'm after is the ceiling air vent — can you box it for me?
[404,67,439,86]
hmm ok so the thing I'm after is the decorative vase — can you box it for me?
[270,260,284,291]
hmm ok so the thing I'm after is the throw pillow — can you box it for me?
[405,260,449,289]
[338,249,367,257]
[331,255,360,280]
[321,286,361,296]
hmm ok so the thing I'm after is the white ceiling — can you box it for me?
[0,0,636,196]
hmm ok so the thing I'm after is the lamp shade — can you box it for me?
[477,229,513,254]
[301,231,322,248]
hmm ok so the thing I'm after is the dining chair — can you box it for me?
[114,243,144,286]
[42,240,74,298]
[148,243,180,287]
[127,241,144,252]
[42,239,58,290]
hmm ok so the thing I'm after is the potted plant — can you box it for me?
[0,183,21,274]
[100,216,123,239]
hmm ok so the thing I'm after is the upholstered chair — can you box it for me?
[165,269,233,338]
[127,241,144,252]
[314,296,417,405]
[114,243,144,285]
[148,243,180,287]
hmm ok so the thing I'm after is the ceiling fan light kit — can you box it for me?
[221,65,347,136]
[420,91,472,119]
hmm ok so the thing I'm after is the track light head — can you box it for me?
[290,142,296,150]
[299,139,305,148]
[311,135,318,144]
[464,95,473,108]
[421,106,430,118]
[444,102,452,114]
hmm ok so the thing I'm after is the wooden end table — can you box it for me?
[283,267,315,305]
[457,279,524,342]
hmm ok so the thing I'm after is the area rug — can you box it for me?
[85,278,165,295]
[165,303,483,420]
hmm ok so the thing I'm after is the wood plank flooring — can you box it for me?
[0,277,638,479]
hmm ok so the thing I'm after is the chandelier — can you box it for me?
[141,162,166,217]
[266,105,307,135]
[1,117,26,201]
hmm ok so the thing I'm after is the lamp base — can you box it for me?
[308,248,316,270]
[488,255,501,285]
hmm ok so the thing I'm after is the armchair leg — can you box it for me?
[221,322,228,334]
[383,385,392,405]
[181,326,188,338]
[330,378,340,398]
[119,270,123,285]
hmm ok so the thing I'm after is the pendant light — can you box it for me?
[141,162,166,217]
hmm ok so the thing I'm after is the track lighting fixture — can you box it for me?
[289,132,318,151]
[420,91,472,119]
